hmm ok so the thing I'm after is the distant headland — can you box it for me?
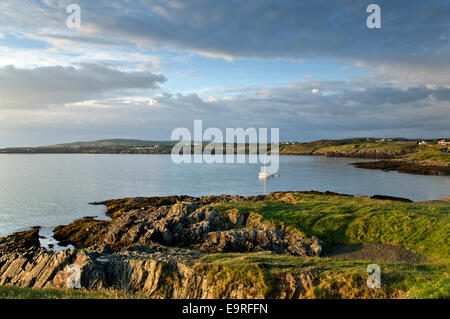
[1,137,449,175]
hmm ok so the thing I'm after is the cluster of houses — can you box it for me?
[418,139,449,146]
[417,139,449,153]
[130,145,160,150]
[119,145,161,154]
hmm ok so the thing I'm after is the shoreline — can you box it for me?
[0,191,448,299]
[1,151,448,176]
[351,159,450,176]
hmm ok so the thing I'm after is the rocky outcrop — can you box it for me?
[0,227,41,253]
[90,194,266,218]
[0,225,323,298]
[352,160,450,175]
[54,202,324,257]
[0,197,328,297]
[371,195,413,203]
[198,229,323,256]
[91,191,351,219]
[0,239,322,298]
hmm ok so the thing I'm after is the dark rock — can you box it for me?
[197,229,321,256]
[0,227,41,253]
[352,160,450,176]
[371,195,413,203]
[52,201,324,257]
[53,217,109,248]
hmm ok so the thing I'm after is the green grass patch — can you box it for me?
[199,252,449,299]
[280,140,419,154]
[405,146,450,164]
[0,285,144,299]
[212,194,450,258]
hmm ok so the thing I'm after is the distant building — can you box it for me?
[438,139,449,145]
[418,141,427,145]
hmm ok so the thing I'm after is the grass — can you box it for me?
[211,193,450,258]
[0,285,144,299]
[280,140,450,165]
[280,140,420,154]
[1,253,448,299]
[197,253,449,299]
[405,146,450,164]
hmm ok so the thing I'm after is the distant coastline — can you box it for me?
[1,137,449,175]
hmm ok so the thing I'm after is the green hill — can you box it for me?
[46,139,175,148]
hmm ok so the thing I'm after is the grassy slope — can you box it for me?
[44,139,175,148]
[404,146,450,164]
[280,140,418,153]
[199,253,449,299]
[280,140,450,164]
[207,193,450,298]
[212,193,450,257]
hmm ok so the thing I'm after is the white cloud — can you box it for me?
[0,63,166,109]
[1,78,449,147]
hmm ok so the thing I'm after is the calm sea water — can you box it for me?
[0,154,449,245]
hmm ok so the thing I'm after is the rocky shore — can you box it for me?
[279,140,450,176]
[352,159,450,176]
[0,193,326,298]
[0,191,446,299]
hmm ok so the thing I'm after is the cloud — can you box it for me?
[73,0,449,85]
[2,79,448,145]
[2,1,449,85]
[0,63,166,109]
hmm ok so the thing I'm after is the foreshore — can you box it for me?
[351,159,450,175]
[0,191,448,299]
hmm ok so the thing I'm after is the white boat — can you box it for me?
[258,169,273,178]
[258,161,275,178]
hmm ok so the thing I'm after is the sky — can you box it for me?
[0,0,449,147]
